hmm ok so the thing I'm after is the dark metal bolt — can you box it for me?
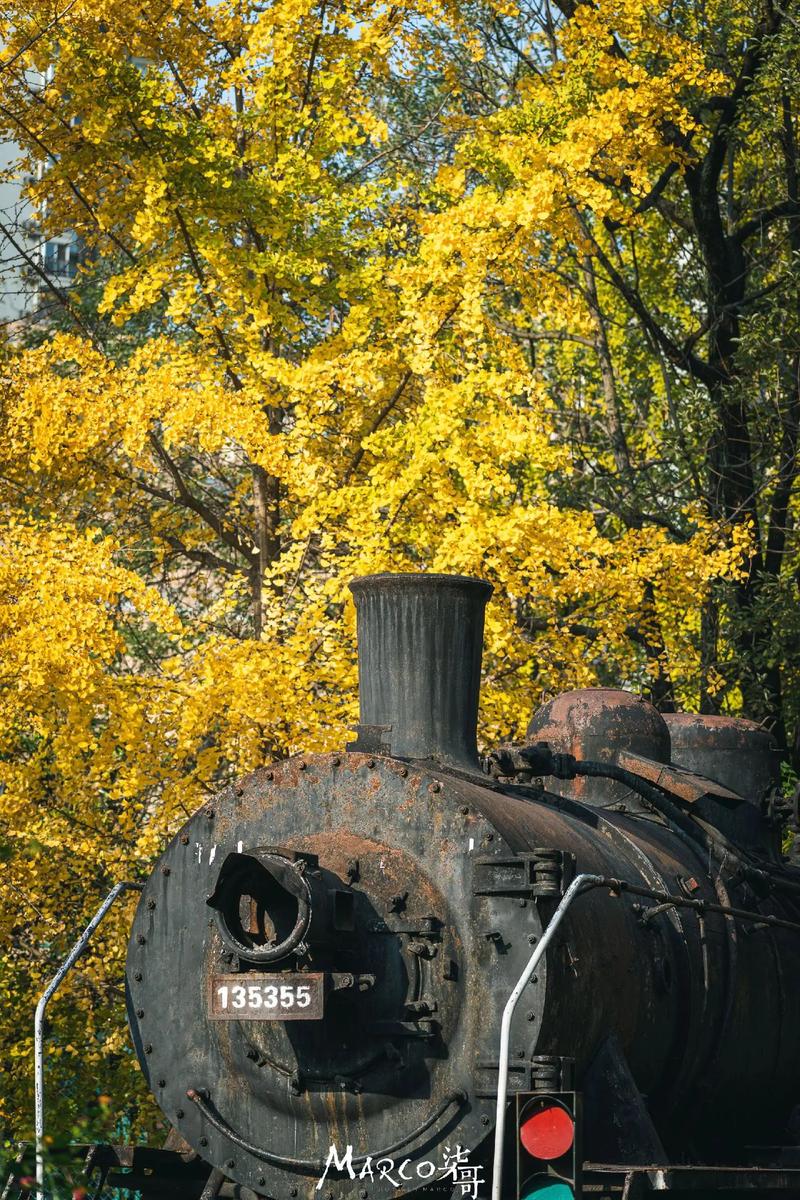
[161,866,171,876]
[326,1191,334,1200]
[136,1009,144,1018]
[258,1177,265,1187]
[147,898,156,910]
[133,971,143,982]
[205,807,215,819]
[527,1011,535,1021]
[360,1190,369,1199]
[332,756,341,766]
[289,1189,298,1197]
[528,934,538,944]
[181,834,189,844]
[246,1048,258,1061]
[176,1107,184,1118]
[158,1078,166,1088]
[235,785,243,796]
[481,1115,490,1126]
[430,781,441,793]
[137,934,146,945]
[519,898,527,907]
[516,1049,525,1059]
[199,1137,208,1147]
[226,1159,235,1168]
[459,805,469,815]
[298,761,307,771]
[366,758,375,768]
[486,832,494,842]
[398,766,408,777]
[266,770,274,781]
[144,1043,153,1054]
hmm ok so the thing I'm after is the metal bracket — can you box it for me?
[473,850,576,898]
[475,1054,575,1097]
[347,724,393,755]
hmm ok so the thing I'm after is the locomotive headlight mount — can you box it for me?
[206,848,314,965]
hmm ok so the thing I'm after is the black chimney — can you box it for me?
[349,573,492,773]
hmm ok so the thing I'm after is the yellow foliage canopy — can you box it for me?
[0,0,755,1148]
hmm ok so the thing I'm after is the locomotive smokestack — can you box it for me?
[349,573,492,773]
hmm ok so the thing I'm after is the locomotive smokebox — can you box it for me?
[349,572,492,772]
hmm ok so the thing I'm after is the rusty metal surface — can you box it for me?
[127,753,532,1200]
[664,712,781,801]
[527,689,671,807]
[614,749,744,803]
[127,747,800,1195]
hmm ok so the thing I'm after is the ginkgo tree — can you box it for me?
[0,0,774,1156]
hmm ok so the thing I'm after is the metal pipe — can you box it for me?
[490,873,604,1200]
[34,881,142,1194]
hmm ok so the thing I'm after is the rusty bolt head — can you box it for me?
[332,756,341,766]
[133,971,143,982]
[137,934,146,945]
[180,834,190,845]
[459,805,469,815]
[430,781,441,793]
[399,766,408,777]
[147,898,156,910]
[136,1008,144,1018]
[144,1043,153,1054]
[266,771,274,781]
[235,784,244,796]
[161,866,171,876]
[205,807,215,819]
[298,761,307,771]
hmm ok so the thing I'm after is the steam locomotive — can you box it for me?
[85,574,800,1199]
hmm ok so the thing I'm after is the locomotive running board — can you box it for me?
[583,1163,800,1194]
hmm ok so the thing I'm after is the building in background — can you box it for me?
[0,67,81,334]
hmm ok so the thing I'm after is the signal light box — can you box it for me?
[516,1092,581,1200]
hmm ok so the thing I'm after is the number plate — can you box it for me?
[209,973,324,1020]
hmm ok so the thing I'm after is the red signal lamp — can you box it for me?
[519,1100,575,1160]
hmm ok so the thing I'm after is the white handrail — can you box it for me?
[491,873,604,1200]
[34,881,142,1194]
